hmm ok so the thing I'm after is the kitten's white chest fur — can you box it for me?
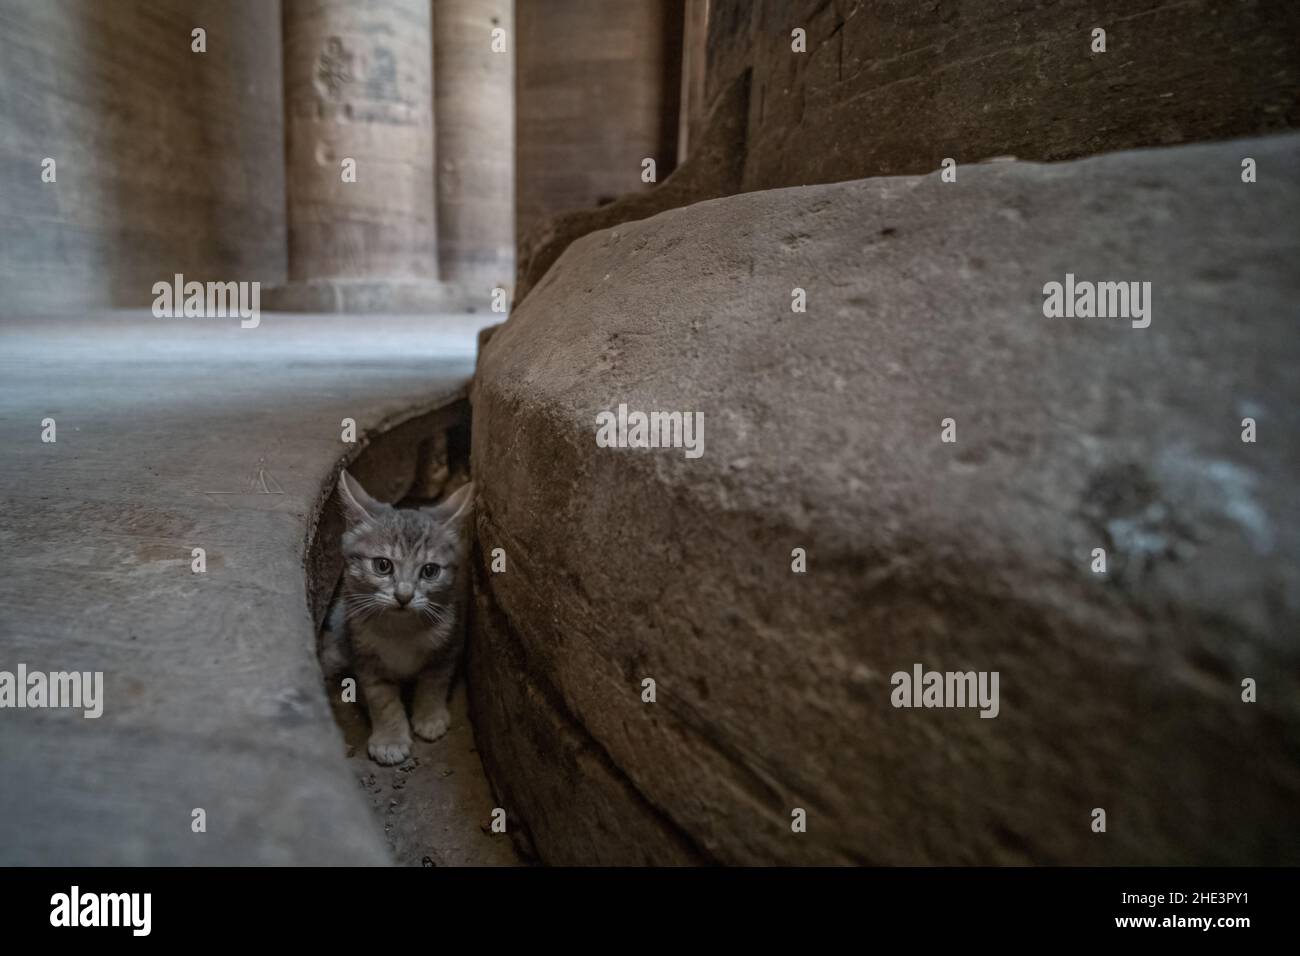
[353,612,454,682]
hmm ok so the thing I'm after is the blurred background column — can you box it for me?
[434,0,515,299]
[268,0,445,312]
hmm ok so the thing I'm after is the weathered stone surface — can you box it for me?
[470,134,1300,864]
[704,0,1300,191]
[514,71,749,304]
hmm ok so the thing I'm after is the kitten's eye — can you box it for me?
[420,563,441,580]
[372,557,393,575]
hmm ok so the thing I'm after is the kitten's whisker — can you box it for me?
[419,603,451,627]
[344,592,390,624]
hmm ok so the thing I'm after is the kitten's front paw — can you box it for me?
[368,736,412,765]
[413,710,451,742]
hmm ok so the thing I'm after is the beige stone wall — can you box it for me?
[515,0,683,239]
[0,0,286,313]
[474,131,1300,866]
[702,0,1300,191]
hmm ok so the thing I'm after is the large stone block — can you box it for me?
[470,134,1300,864]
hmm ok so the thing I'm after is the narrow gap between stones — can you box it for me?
[309,401,525,867]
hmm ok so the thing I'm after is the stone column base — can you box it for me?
[262,278,484,314]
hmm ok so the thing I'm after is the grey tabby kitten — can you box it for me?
[324,471,474,765]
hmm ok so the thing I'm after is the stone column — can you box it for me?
[269,0,446,312]
[433,0,515,295]
[677,0,709,165]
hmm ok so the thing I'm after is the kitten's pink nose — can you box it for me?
[394,586,414,607]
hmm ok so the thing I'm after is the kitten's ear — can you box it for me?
[438,481,475,534]
[337,470,383,525]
